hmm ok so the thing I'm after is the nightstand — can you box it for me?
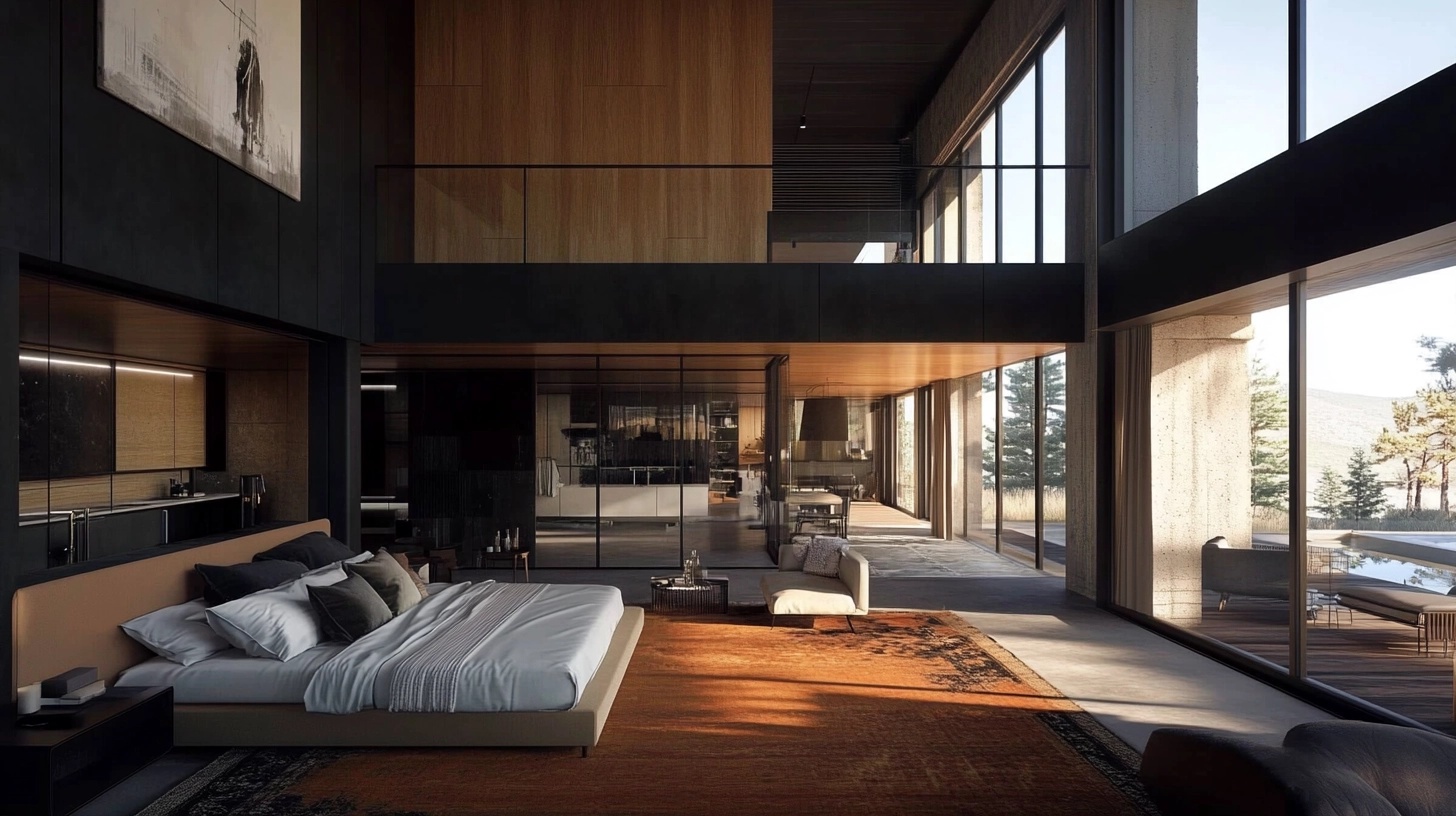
[1,686,173,815]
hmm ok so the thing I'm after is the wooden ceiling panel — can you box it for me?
[362,342,1063,398]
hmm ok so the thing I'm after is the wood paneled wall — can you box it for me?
[414,0,772,263]
[115,370,175,471]
[174,373,207,467]
[115,368,207,472]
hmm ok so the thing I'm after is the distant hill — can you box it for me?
[1307,388,1412,506]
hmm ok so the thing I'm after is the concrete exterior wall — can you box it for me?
[1127,0,1198,229]
[1149,315,1253,622]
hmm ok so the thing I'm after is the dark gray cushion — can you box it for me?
[307,573,392,643]
[253,532,355,571]
[195,560,308,606]
[348,555,424,616]
[1138,724,1456,816]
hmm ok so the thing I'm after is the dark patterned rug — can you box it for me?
[142,610,1158,815]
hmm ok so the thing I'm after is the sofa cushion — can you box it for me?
[803,537,848,577]
[760,572,856,615]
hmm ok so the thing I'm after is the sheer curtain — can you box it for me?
[929,380,954,539]
[1113,327,1153,613]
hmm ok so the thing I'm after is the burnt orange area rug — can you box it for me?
[141,610,1158,815]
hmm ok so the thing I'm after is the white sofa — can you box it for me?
[760,539,869,631]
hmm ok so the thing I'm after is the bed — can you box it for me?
[12,520,645,754]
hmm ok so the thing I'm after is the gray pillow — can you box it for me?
[195,559,308,605]
[253,532,356,570]
[307,573,392,643]
[348,554,424,616]
[377,548,430,599]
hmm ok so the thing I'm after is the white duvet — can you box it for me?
[304,581,624,714]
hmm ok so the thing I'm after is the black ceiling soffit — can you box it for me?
[774,0,995,146]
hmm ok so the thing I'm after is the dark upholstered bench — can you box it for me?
[1140,721,1456,816]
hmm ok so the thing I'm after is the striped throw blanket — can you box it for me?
[388,583,547,712]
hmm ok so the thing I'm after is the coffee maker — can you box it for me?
[239,474,267,527]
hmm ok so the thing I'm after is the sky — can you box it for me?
[1199,1,1456,193]
[1251,265,1456,398]
[1206,3,1456,397]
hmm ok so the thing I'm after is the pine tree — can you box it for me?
[1420,387,1456,514]
[982,358,1066,490]
[1312,466,1346,519]
[1249,357,1289,510]
[1341,448,1388,521]
[1419,337,1456,511]
[1042,358,1067,489]
[1372,400,1431,511]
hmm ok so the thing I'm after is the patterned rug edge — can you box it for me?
[927,612,1159,814]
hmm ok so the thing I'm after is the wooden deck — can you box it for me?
[1191,587,1456,734]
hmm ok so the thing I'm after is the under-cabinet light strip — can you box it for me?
[115,364,194,378]
[18,354,109,370]
[361,384,398,391]
[19,354,195,377]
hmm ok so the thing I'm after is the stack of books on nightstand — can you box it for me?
[39,667,106,706]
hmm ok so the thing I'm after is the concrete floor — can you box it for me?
[83,511,1337,814]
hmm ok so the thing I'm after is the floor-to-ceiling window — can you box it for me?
[946,355,1064,571]
[1303,267,1456,726]
[980,370,999,543]
[1110,262,1456,731]
[998,359,1038,566]
[895,392,917,513]
[918,24,1067,265]
[1041,352,1067,575]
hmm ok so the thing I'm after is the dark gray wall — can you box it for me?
[1,251,19,705]
[0,0,414,341]
[308,338,362,550]
[1099,64,1456,328]
[374,263,1085,344]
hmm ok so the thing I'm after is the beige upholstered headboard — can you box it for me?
[12,519,332,688]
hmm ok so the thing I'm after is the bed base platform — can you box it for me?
[173,606,643,753]
[13,520,645,756]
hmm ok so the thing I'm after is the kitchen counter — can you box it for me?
[17,493,241,527]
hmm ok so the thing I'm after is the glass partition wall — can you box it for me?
[532,357,772,570]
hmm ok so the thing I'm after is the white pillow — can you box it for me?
[203,564,351,661]
[120,599,232,666]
